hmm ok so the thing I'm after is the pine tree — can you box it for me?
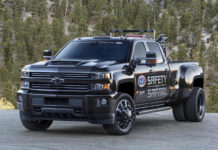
[199,42,206,70]
[52,18,66,51]
[123,2,134,25]
[3,38,13,65]
[176,44,189,61]
[113,0,122,19]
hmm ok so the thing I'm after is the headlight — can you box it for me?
[21,65,30,77]
[91,83,110,90]
[91,73,110,79]
[21,81,29,88]
[21,71,29,77]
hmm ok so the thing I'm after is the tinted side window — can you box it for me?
[147,42,164,63]
[134,42,146,59]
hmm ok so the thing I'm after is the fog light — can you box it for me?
[18,95,23,102]
[100,98,108,105]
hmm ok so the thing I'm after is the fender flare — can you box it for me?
[179,65,203,89]
[177,65,203,100]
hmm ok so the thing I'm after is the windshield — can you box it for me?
[54,41,130,63]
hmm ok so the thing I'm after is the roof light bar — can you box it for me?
[126,35,144,38]
[110,29,156,39]
[110,30,154,33]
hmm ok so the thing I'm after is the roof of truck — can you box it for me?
[74,36,156,42]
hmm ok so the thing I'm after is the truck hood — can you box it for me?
[25,60,119,72]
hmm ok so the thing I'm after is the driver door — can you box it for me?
[133,41,169,104]
[132,41,150,104]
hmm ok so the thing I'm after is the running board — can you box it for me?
[136,107,171,115]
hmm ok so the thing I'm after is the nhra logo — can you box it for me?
[138,75,146,87]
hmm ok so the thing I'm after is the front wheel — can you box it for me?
[185,88,206,122]
[103,93,136,135]
[20,112,53,131]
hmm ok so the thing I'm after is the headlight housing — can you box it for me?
[21,65,30,78]
[91,83,110,90]
[91,73,111,80]
[21,71,29,78]
[21,81,29,88]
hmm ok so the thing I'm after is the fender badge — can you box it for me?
[138,75,146,87]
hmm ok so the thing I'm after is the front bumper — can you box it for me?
[17,90,118,125]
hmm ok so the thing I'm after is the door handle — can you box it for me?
[165,68,169,72]
[149,69,153,73]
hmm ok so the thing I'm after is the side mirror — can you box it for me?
[146,52,157,67]
[136,52,157,67]
[43,50,52,60]
[123,59,140,75]
[129,59,140,69]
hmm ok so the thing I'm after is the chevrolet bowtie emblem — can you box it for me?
[51,77,65,85]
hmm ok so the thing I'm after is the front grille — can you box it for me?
[30,82,89,90]
[30,72,90,79]
[29,72,90,91]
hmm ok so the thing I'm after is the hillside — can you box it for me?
[0,0,217,111]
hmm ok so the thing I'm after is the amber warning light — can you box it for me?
[149,59,157,63]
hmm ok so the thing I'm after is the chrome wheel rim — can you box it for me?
[116,99,135,131]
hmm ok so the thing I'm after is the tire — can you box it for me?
[20,112,53,131]
[103,93,136,135]
[185,87,206,122]
[172,101,187,122]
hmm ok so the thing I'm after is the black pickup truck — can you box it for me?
[17,30,205,135]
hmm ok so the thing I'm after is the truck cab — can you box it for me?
[18,30,205,135]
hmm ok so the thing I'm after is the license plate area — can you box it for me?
[44,97,68,105]
[32,97,83,107]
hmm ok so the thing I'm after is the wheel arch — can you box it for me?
[193,77,204,89]
[117,81,135,100]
